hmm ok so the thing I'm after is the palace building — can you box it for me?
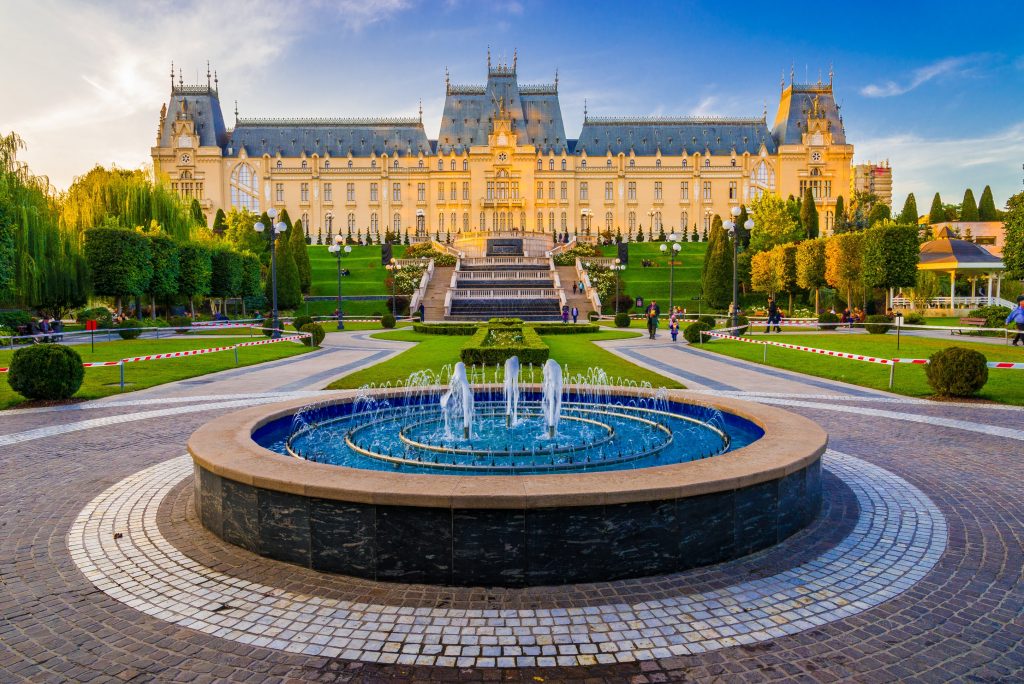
[152,55,854,242]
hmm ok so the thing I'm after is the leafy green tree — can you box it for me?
[796,238,828,313]
[749,193,802,253]
[190,198,205,227]
[898,193,918,225]
[862,224,919,308]
[978,185,998,221]
[867,202,891,227]
[960,189,979,221]
[265,226,302,311]
[825,232,865,307]
[785,195,802,228]
[833,195,847,233]
[928,193,945,224]
[1002,192,1024,279]
[801,188,819,238]
[212,208,227,236]
[223,208,266,260]
[83,227,153,313]
[238,251,263,316]
[283,210,312,293]
[735,205,750,247]
[210,247,243,315]
[147,233,180,319]
[177,242,212,318]
[701,215,733,309]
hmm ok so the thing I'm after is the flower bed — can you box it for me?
[460,325,549,365]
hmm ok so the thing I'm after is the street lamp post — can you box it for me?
[613,257,623,315]
[327,236,352,330]
[254,207,287,339]
[385,258,402,317]
[659,233,681,314]
[723,206,754,329]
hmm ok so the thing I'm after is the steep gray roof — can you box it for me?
[771,84,847,146]
[159,86,229,148]
[575,118,776,157]
[225,118,431,158]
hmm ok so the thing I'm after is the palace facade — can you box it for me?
[152,56,854,241]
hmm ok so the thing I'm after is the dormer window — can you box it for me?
[561,159,567,170]
[731,159,736,167]
[418,159,424,168]
[655,159,661,168]
[347,160,353,167]
[682,159,688,167]
[581,159,587,168]
[301,160,308,169]
[537,159,543,171]
[705,159,710,167]
[629,159,635,167]
[276,160,283,169]
[324,160,330,169]
[393,159,399,168]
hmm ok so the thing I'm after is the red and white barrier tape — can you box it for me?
[988,361,1024,369]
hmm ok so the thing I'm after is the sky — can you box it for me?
[3,0,1023,209]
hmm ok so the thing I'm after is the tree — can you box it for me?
[701,216,733,309]
[83,227,153,313]
[189,198,206,227]
[867,202,891,227]
[960,189,979,222]
[1002,191,1024,279]
[749,193,802,254]
[928,193,945,224]
[212,208,227,236]
[796,238,828,313]
[177,242,212,318]
[801,188,819,238]
[210,247,243,315]
[898,193,918,225]
[735,205,750,247]
[238,251,262,316]
[223,208,265,259]
[147,233,180,319]
[978,185,998,221]
[833,195,847,233]
[285,210,312,293]
[862,223,919,308]
[825,232,865,308]
[750,248,785,298]
[265,227,302,311]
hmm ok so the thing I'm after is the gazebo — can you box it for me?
[917,227,1005,308]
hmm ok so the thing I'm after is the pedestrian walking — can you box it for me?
[571,306,579,324]
[765,298,781,333]
[669,315,679,342]
[572,281,578,295]
[1007,295,1024,346]
[646,300,661,340]
[561,305,570,324]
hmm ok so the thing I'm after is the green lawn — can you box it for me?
[327,329,683,390]
[0,338,312,409]
[700,332,1024,404]
[597,242,708,311]
[303,244,409,318]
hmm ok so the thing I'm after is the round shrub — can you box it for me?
[817,312,840,331]
[864,314,892,335]
[168,315,192,334]
[903,312,926,325]
[381,313,397,329]
[299,323,325,347]
[149,318,169,328]
[292,315,314,332]
[74,307,111,328]
[8,344,85,400]
[733,315,749,335]
[966,305,1011,329]
[587,311,600,322]
[698,315,717,329]
[925,347,988,397]
[117,319,142,340]
[261,324,275,338]
[614,312,631,328]
[683,321,711,344]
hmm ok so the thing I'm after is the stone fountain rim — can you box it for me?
[187,387,827,509]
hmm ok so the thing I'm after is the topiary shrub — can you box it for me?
[8,344,85,400]
[864,314,892,335]
[381,313,397,329]
[925,347,988,397]
[292,315,314,332]
[698,315,717,329]
[587,311,600,322]
[614,312,631,328]
[817,312,840,331]
[168,315,192,333]
[117,319,142,340]
[684,321,711,344]
[299,323,325,347]
[733,315,749,335]
[488,318,524,326]
[903,312,926,325]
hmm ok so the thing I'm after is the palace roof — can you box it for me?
[575,117,776,157]
[772,83,847,146]
[225,118,431,158]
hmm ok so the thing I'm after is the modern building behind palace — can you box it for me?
[152,55,856,242]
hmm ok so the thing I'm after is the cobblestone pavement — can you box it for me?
[1,332,1022,682]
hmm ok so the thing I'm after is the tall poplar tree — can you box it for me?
[977,186,998,221]
[928,193,945,224]
[833,195,847,233]
[898,193,918,224]
[960,189,979,221]
[701,216,733,310]
[282,210,312,293]
[800,188,819,238]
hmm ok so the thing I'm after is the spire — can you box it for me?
[418,99,423,122]
[170,61,175,90]
[178,67,183,88]
[512,48,517,71]
[762,99,767,120]
[234,100,239,122]
[829,62,834,85]
[214,70,218,90]
[206,60,211,88]
[554,67,559,90]
[790,62,794,84]
[583,98,588,121]
[780,69,785,91]
[487,45,491,70]
[445,65,450,93]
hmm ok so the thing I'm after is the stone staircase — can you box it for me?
[420,266,453,322]
[556,266,598,317]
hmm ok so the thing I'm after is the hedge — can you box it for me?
[488,318,524,326]
[460,326,549,365]
[683,321,711,344]
[413,323,478,335]
[864,314,892,334]
[532,324,600,335]
[8,344,85,400]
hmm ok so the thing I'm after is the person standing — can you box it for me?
[572,281,578,295]
[646,300,661,340]
[1007,295,1024,346]
[561,305,570,325]
[571,306,579,324]
[669,314,679,342]
[765,298,781,333]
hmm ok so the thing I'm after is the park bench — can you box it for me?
[952,317,987,334]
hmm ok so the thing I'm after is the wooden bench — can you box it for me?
[952,317,987,334]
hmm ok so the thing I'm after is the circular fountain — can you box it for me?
[189,359,827,587]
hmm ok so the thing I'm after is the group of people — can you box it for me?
[560,305,581,324]
[17,316,64,343]
[570,281,586,295]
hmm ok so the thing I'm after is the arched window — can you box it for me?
[628,211,636,231]
[276,160,283,169]
[548,211,555,231]
[180,170,192,180]
[300,213,309,236]
[704,159,710,167]
[370,212,379,232]
[499,213,506,230]
[537,159,543,171]
[393,159,399,168]
[682,159,688,167]
[347,213,355,230]
[605,212,613,230]
[681,211,689,231]
[750,161,775,193]
[731,158,737,167]
[561,211,567,230]
[561,159,567,170]
[229,163,259,211]
[629,159,635,167]
[347,160,353,167]
[463,159,468,171]
[480,211,486,230]
[655,159,662,167]
[549,159,555,170]
[581,159,587,168]
[301,160,308,169]
[324,212,334,236]
[462,213,468,232]
[439,213,444,231]
[324,160,330,169]
[520,212,525,228]
[606,159,612,167]
[810,167,821,177]
[451,159,456,171]
[371,159,377,168]
[393,212,401,231]
[654,211,662,230]
[438,160,443,171]
[536,212,543,230]
[451,213,456,231]
[417,159,423,168]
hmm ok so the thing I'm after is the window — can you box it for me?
[392,182,401,202]
[370,212,378,232]
[451,212,456,231]
[463,213,469,231]
[370,183,379,202]
[605,212,613,230]
[511,181,519,199]
[449,182,456,201]
[536,181,543,200]
[438,160,443,171]
[703,181,711,201]
[751,161,775,190]
[437,182,444,202]
[275,183,284,202]
[301,160,308,169]
[276,160,282,169]
[561,212,567,230]
[347,213,355,230]
[324,213,333,235]
[302,213,309,233]
[549,159,555,170]
[346,183,355,202]
[347,159,353,167]
[731,159,737,167]
[681,211,688,230]
[438,213,444,231]
[462,182,469,200]
[654,212,662,230]
[682,159,688,167]
[681,181,689,201]
[581,159,587,168]
[629,159,635,167]
[628,211,636,231]
[393,213,401,231]
[536,211,543,230]
[605,182,613,201]
[418,159,424,168]
[654,182,662,201]
[656,159,662,167]
[324,160,330,169]
[463,159,468,171]
[729,181,737,200]
[580,182,588,201]
[451,159,456,171]
[393,159,399,168]
[703,213,711,231]
[324,182,333,202]
[487,181,494,200]
[561,159,567,170]
[704,159,710,167]
[300,182,309,202]
[417,183,425,202]
[230,163,259,211]
[480,211,486,230]
[548,181,555,200]
[548,212,555,231]
[560,181,567,201]
[371,159,377,168]
[628,182,637,201]
[537,159,543,171]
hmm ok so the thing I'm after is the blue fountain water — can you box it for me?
[252,359,763,476]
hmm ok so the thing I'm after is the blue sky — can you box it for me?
[3,0,1023,208]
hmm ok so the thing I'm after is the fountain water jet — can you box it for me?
[441,362,474,439]
[504,356,520,427]
[541,359,563,438]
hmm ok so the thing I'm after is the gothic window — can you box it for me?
[393,213,401,231]
[656,159,662,168]
[439,213,444,231]
[751,161,775,191]
[561,159,567,170]
[302,213,309,235]
[418,159,424,168]
[682,159,688,167]
[393,159,399,168]
[704,159,710,167]
[537,182,543,199]
[301,160,308,169]
[628,211,636,231]
[180,170,192,179]
[549,159,554,170]
[548,212,555,231]
[605,182,613,201]
[417,183,426,202]
[451,212,456,230]
[537,159,543,171]
[548,182,555,200]
[463,159,468,171]
[520,212,525,228]
[370,212,378,232]
[392,182,401,202]
[347,160,353,167]
[451,159,456,171]
[437,182,445,202]
[654,211,662,230]
[324,213,333,235]
[605,212,613,230]
[729,181,736,200]
[324,160,330,169]
[462,182,469,200]
[276,160,283,169]
[230,163,259,211]
[450,182,457,200]
[629,159,635,167]
[581,159,587,168]
[702,181,711,201]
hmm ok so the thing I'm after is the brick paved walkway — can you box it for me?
[0,330,1021,682]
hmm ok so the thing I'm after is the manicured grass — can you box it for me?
[0,338,312,409]
[327,329,683,389]
[598,242,707,311]
[700,332,1024,405]
[306,244,405,297]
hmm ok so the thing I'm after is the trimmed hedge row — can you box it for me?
[460,325,549,365]
[532,324,600,335]
[488,317,525,326]
[413,323,478,335]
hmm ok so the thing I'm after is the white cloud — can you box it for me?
[315,0,414,31]
[854,121,1024,207]
[860,56,976,98]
